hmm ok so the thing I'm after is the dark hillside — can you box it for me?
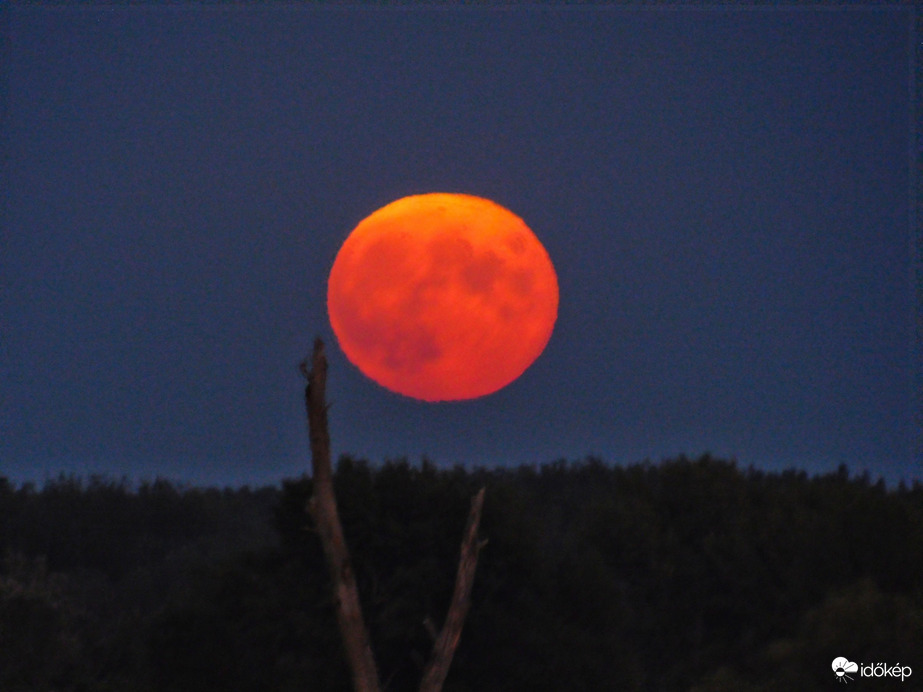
[1,457,920,691]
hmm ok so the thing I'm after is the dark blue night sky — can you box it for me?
[2,6,917,487]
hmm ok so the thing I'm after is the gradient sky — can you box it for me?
[2,5,918,487]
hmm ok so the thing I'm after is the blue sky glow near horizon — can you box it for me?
[2,5,919,488]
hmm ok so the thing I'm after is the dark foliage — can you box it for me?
[0,475,278,691]
[0,457,920,691]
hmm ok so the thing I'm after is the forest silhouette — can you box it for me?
[1,455,920,691]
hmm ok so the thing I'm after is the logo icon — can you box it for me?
[833,657,859,683]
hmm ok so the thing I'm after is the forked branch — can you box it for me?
[302,338,486,692]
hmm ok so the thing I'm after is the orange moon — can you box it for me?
[327,193,559,401]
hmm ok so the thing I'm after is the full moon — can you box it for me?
[327,193,559,401]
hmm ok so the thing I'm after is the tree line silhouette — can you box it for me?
[1,455,920,691]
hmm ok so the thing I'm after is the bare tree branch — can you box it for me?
[303,338,381,692]
[302,337,486,692]
[418,487,487,692]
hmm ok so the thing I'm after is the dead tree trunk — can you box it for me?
[302,338,486,692]
[302,339,381,692]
